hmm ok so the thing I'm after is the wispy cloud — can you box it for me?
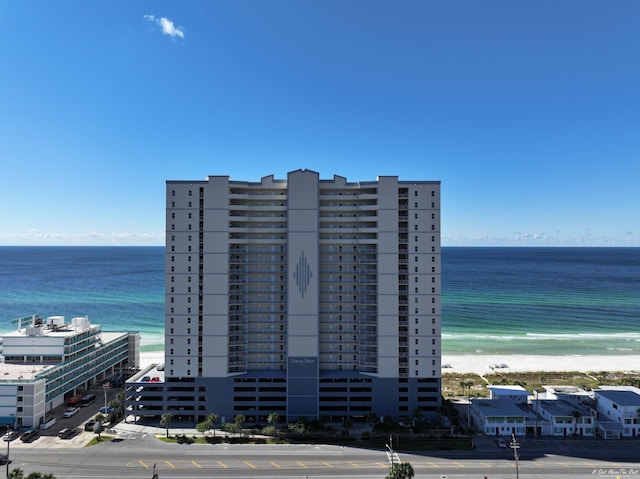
[443,231,640,247]
[0,229,165,246]
[144,14,185,39]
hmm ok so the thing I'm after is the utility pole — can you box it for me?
[151,463,158,479]
[4,436,10,478]
[510,432,520,479]
[386,434,394,468]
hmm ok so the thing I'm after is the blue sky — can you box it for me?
[1,1,638,246]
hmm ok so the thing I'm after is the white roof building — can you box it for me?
[0,315,139,429]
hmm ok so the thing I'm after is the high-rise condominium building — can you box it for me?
[165,169,441,423]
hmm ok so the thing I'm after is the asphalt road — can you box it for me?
[8,431,640,479]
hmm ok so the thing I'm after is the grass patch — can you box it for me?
[85,435,114,446]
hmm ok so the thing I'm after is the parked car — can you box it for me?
[84,420,96,432]
[63,406,80,418]
[19,429,38,442]
[0,454,8,465]
[141,376,151,382]
[496,438,508,448]
[2,430,19,442]
[58,427,77,439]
[99,406,114,414]
[150,377,160,382]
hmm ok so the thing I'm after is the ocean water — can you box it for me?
[0,246,638,356]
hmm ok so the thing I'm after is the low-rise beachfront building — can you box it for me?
[488,385,529,403]
[470,393,531,437]
[594,389,640,439]
[0,315,140,429]
[530,399,594,437]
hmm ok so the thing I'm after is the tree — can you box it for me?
[161,413,174,438]
[8,469,56,479]
[207,413,219,438]
[411,407,423,427]
[94,413,106,439]
[233,414,245,434]
[459,380,474,431]
[267,413,279,436]
[341,418,353,436]
[196,420,211,435]
[366,412,380,430]
[571,410,581,435]
[386,461,414,479]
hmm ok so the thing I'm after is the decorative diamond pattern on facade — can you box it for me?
[294,251,312,299]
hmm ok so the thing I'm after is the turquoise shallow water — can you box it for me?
[0,246,638,355]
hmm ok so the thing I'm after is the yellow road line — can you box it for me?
[348,462,360,468]
[244,460,256,469]
[479,461,492,468]
[322,461,334,468]
[164,461,176,469]
[452,461,465,468]
[191,461,202,468]
[296,461,308,468]
[269,461,281,468]
[217,461,228,469]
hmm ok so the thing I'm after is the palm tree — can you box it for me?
[94,413,106,439]
[267,413,279,437]
[571,410,581,435]
[366,412,380,430]
[342,418,353,436]
[207,413,219,438]
[459,380,474,431]
[233,414,245,435]
[161,413,174,438]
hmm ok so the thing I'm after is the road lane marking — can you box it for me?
[348,462,360,468]
[243,460,256,469]
[217,461,228,468]
[164,461,176,469]
[322,461,334,468]
[191,461,202,468]
[269,461,280,468]
[296,461,308,468]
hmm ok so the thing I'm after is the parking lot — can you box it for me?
[2,387,124,450]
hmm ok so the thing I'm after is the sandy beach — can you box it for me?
[441,354,640,375]
[139,351,640,376]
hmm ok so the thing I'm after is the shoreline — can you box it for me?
[138,352,640,376]
[441,354,640,375]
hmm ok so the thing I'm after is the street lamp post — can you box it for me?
[103,382,110,412]
[385,434,394,468]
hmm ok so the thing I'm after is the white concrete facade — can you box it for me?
[595,389,640,438]
[164,170,441,422]
[0,315,139,429]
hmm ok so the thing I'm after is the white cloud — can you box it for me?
[442,232,640,247]
[144,14,185,39]
[0,230,165,246]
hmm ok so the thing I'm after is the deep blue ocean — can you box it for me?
[0,246,638,356]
